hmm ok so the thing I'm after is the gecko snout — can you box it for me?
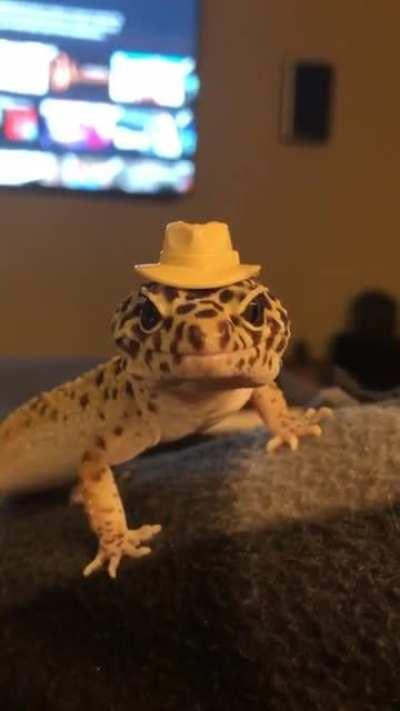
[186,317,235,355]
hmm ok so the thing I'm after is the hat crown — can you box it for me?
[160,221,239,269]
[163,221,233,257]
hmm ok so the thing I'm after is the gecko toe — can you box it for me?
[266,436,283,453]
[127,524,162,546]
[125,544,152,558]
[83,551,106,577]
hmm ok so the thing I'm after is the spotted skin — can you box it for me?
[112,279,290,385]
[0,279,330,578]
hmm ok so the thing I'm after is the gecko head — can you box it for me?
[111,280,290,387]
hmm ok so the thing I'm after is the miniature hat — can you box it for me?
[134,221,261,289]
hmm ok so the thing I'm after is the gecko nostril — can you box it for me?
[188,324,205,352]
[218,319,232,349]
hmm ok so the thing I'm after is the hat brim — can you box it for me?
[134,263,261,289]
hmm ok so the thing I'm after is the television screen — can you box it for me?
[0,0,200,195]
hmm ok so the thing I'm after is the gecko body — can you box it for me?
[0,278,329,577]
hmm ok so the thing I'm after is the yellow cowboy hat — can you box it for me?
[134,221,260,289]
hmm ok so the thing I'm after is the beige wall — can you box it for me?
[2,0,400,357]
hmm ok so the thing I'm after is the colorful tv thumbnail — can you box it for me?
[0,39,58,96]
[0,96,39,142]
[49,154,194,193]
[114,107,197,159]
[109,51,199,108]
[4,106,38,142]
[39,98,121,151]
[56,154,124,191]
[0,149,58,186]
[0,148,194,194]
[39,98,197,160]
[118,158,194,194]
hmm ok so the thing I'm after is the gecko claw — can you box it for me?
[83,551,107,578]
[265,406,331,454]
[83,524,162,578]
[267,434,299,453]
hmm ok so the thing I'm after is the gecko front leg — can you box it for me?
[79,433,161,578]
[252,382,332,453]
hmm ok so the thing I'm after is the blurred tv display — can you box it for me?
[0,0,200,195]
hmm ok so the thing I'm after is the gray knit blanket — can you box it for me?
[1,401,400,710]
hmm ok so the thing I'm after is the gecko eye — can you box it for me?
[139,299,162,333]
[242,294,266,327]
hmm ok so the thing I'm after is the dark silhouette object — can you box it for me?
[284,338,325,388]
[328,290,400,391]
[287,339,312,367]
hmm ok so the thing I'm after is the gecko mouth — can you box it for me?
[125,346,271,384]
[156,347,257,359]
[124,345,272,387]
[171,347,260,377]
[169,346,271,387]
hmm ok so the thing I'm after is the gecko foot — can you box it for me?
[266,406,333,453]
[83,524,162,579]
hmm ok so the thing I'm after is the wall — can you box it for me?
[2,0,400,357]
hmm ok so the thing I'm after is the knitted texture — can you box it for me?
[1,405,400,710]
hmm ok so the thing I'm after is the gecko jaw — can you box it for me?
[170,347,263,381]
[154,347,256,359]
